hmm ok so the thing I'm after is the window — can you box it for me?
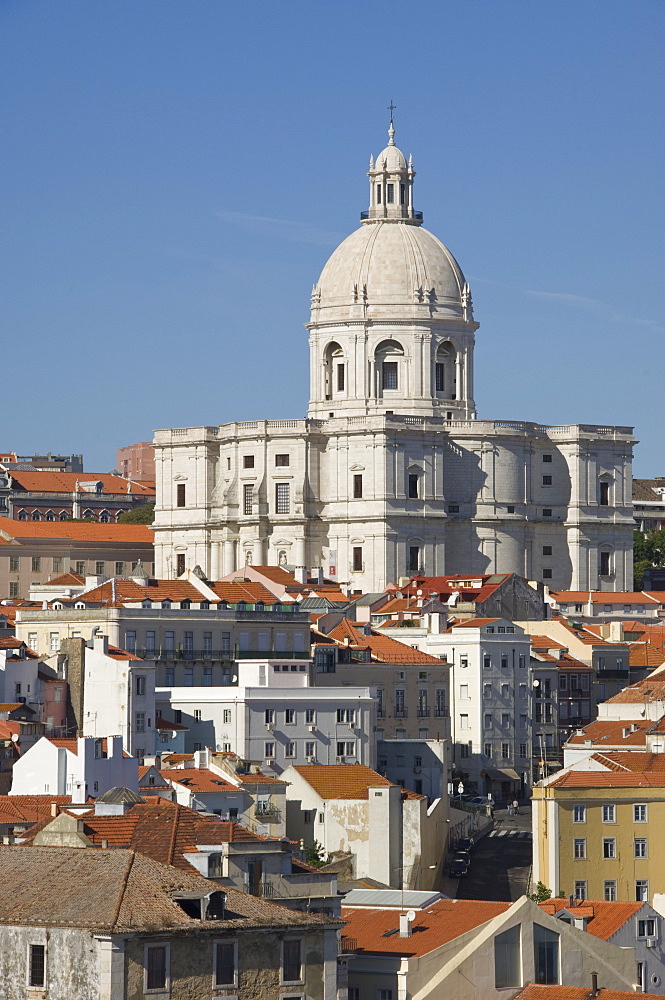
[408,546,420,573]
[635,837,647,858]
[305,741,315,757]
[31,557,41,573]
[502,713,510,729]
[543,454,552,463]
[265,742,275,758]
[543,509,552,517]
[534,923,559,985]
[275,483,290,514]
[28,944,45,987]
[305,709,315,724]
[275,453,290,467]
[636,880,649,901]
[145,944,168,991]
[460,713,469,730]
[573,838,586,859]
[126,630,137,654]
[448,504,460,513]
[243,455,254,469]
[602,804,616,823]
[506,505,515,513]
[353,474,363,498]
[243,484,254,515]
[408,474,419,499]
[378,991,393,1000]
[484,655,491,669]
[223,709,231,724]
[574,880,587,900]
[194,709,202,723]
[638,918,656,938]
[634,803,647,822]
[31,510,41,521]
[604,880,617,901]
[135,712,146,734]
[114,561,124,576]
[484,742,492,757]
[494,924,521,988]
[165,667,175,686]
[176,483,186,507]
[543,569,552,579]
[599,481,609,506]
[49,631,60,652]
[573,804,586,824]
[502,742,510,758]
[214,940,236,987]
[184,667,194,686]
[136,675,146,696]
[9,556,19,572]
[543,545,552,556]
[435,362,445,391]
[603,838,616,859]
[382,361,398,390]
[501,654,508,669]
[286,709,295,724]
[285,742,296,757]
[519,714,527,730]
[221,632,231,654]
[600,551,611,576]
[95,561,105,575]
[386,182,394,203]
[349,989,360,1000]
[519,743,527,758]
[542,475,552,486]
[282,939,302,983]
[9,582,18,598]
[352,546,363,572]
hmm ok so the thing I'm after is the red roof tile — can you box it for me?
[0,518,153,544]
[7,471,155,497]
[537,898,645,940]
[325,620,442,665]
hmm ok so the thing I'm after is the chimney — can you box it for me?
[591,971,599,997]
[101,839,109,849]
[93,633,109,655]
[50,802,59,817]
[399,912,414,938]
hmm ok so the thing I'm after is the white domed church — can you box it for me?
[153,124,635,592]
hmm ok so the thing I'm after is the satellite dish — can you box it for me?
[406,909,416,921]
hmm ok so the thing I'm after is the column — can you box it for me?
[222,539,235,575]
[209,541,219,581]
[455,353,462,403]
[252,538,264,566]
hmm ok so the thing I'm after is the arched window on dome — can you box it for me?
[374,339,405,396]
[323,341,345,401]
[434,341,456,400]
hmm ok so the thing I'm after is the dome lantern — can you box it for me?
[363,121,419,225]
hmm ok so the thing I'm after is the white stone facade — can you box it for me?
[153,125,635,594]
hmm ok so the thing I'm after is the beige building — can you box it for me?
[0,518,154,599]
[532,750,665,903]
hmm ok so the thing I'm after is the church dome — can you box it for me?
[374,141,407,171]
[313,221,467,320]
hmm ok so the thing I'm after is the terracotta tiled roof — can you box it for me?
[235,773,287,786]
[7,471,155,496]
[161,753,194,765]
[548,752,665,787]
[629,643,665,668]
[0,518,153,544]
[47,737,129,757]
[554,591,657,605]
[326,620,442,664]
[341,898,510,956]
[155,718,189,731]
[77,577,279,607]
[565,720,650,748]
[44,572,85,586]
[0,795,71,825]
[604,678,665,704]
[292,764,395,800]
[514,987,650,999]
[160,768,238,794]
[537,898,645,940]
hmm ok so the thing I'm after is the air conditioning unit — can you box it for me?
[646,938,657,949]
[308,724,316,732]
[265,723,274,731]
[413,766,421,774]
[265,758,275,767]
[307,755,316,763]
[336,755,346,763]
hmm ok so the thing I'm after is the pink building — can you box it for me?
[116,442,155,483]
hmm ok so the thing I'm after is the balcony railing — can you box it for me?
[254,804,282,822]
[417,708,430,718]
[235,650,310,660]
[394,708,408,718]
[137,648,233,662]
[340,936,357,953]
[434,708,449,718]
[244,878,275,898]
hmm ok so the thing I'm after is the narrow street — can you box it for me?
[444,804,533,902]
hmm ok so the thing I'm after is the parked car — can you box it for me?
[456,837,474,853]
[449,858,469,878]
[469,795,492,805]
[454,849,471,866]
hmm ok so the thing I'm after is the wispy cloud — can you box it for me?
[523,287,665,332]
[215,209,344,247]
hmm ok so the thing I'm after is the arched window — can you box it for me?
[17,511,27,521]
[99,510,110,523]
[82,509,94,520]
[374,339,405,393]
[31,510,41,521]
[435,341,456,398]
[45,510,55,521]
[59,512,69,521]
[323,341,345,400]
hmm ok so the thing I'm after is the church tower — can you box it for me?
[307,122,479,420]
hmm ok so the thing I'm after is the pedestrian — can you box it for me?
[512,799,519,814]
[507,802,513,816]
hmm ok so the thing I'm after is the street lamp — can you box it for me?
[457,781,464,808]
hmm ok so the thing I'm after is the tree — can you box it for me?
[633,528,665,589]
[118,504,155,524]
[304,840,330,868]
[528,881,552,903]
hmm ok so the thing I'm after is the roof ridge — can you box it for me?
[111,849,136,929]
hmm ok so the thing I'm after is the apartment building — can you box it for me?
[533,751,665,903]
[0,469,154,521]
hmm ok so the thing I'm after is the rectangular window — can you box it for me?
[502,742,510,758]
[636,880,649,901]
[305,741,315,757]
[543,508,552,517]
[573,838,586,859]
[533,923,559,986]
[95,561,105,575]
[165,667,175,686]
[114,561,124,575]
[542,475,552,486]
[243,455,254,469]
[494,924,521,988]
[386,182,394,203]
[305,709,315,724]
[221,632,231,654]
[638,918,656,938]
[600,551,611,576]
[193,709,202,723]
[275,453,290,467]
[125,630,137,654]
[484,742,492,757]
[604,880,617,901]
[382,361,398,390]
[9,556,19,572]
[352,546,363,572]
[573,804,586,824]
[634,803,647,822]
[543,454,552,462]
[265,741,275,757]
[603,838,616,859]
[502,713,510,729]
[184,667,194,686]
[214,941,236,987]
[275,483,290,514]
[459,713,469,730]
[176,483,186,507]
[243,484,253,515]
[29,944,45,987]
[408,546,420,573]
[574,880,587,900]
[435,362,445,392]
[146,944,168,991]
[285,741,296,757]
[542,545,552,556]
[501,654,508,669]
[223,709,231,724]
[9,582,18,598]
[543,568,552,579]
[599,481,609,506]
[31,557,41,573]
[283,939,302,983]
[203,667,212,686]
[635,837,647,858]
[135,712,146,734]
[353,474,363,498]
[145,631,156,654]
[519,743,527,758]
[286,708,295,724]
[135,675,146,696]
[337,363,345,391]
[49,631,60,652]
[408,474,419,499]
[602,803,616,823]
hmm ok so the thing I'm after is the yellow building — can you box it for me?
[532,751,665,903]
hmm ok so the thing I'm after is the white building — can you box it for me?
[157,672,376,774]
[10,734,138,801]
[153,122,635,594]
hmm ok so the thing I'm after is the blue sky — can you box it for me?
[1,0,663,475]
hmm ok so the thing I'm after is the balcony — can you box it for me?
[137,648,233,663]
[254,804,282,822]
[417,708,430,718]
[244,878,276,898]
[235,650,310,660]
[394,708,408,718]
[434,709,449,718]
[339,936,357,954]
